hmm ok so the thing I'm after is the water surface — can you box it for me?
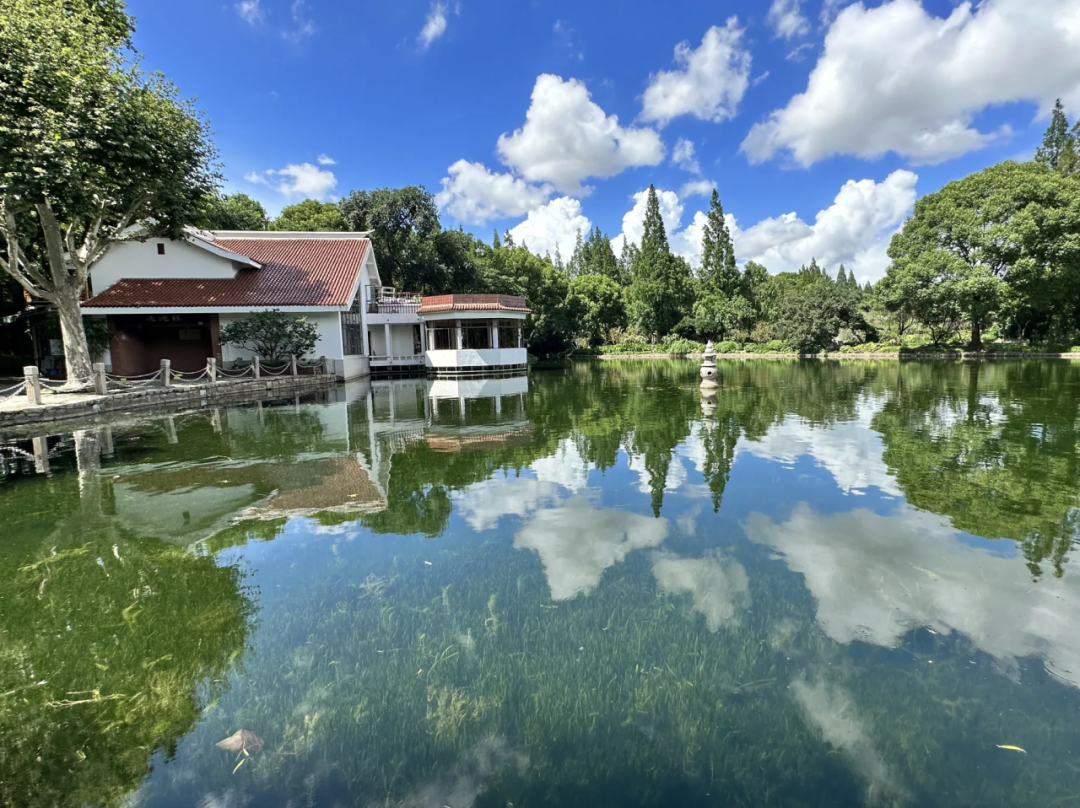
[3,359,1080,808]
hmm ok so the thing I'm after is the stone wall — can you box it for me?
[0,374,336,430]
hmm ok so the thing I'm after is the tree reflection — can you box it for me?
[873,361,1080,576]
[0,456,253,808]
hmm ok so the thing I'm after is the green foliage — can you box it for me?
[269,199,346,232]
[567,273,626,345]
[884,160,1080,349]
[626,187,694,339]
[219,309,320,363]
[195,192,268,231]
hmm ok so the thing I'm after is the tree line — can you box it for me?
[200,101,1080,355]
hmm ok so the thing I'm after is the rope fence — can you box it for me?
[11,354,327,408]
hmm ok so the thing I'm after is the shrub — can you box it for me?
[220,310,319,363]
[715,340,740,354]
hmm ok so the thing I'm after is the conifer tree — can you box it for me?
[492,229,501,249]
[700,190,739,296]
[626,185,692,338]
[836,265,848,285]
[1036,100,1074,171]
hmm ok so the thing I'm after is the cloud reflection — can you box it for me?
[747,503,1080,690]
[515,497,669,600]
[650,550,749,631]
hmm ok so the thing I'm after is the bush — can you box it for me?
[220,310,319,363]
[743,340,794,354]
[715,340,741,354]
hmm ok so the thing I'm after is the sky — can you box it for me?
[126,0,1080,282]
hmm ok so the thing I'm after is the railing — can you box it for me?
[418,294,528,312]
[369,354,425,365]
[11,355,333,407]
[367,300,422,314]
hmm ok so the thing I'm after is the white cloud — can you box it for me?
[419,1,458,49]
[498,74,665,195]
[282,0,314,41]
[507,197,592,259]
[244,162,337,200]
[531,439,592,493]
[236,0,262,25]
[728,169,916,281]
[640,18,752,127]
[767,0,809,40]
[746,501,1080,694]
[672,138,701,174]
[679,179,716,199]
[514,497,669,601]
[610,188,684,256]
[316,154,336,166]
[455,477,562,532]
[626,449,686,496]
[743,0,1080,166]
[435,160,553,225]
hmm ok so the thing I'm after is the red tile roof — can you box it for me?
[418,294,530,314]
[84,238,369,309]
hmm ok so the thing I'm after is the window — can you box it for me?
[462,322,491,350]
[498,321,522,349]
[157,243,166,255]
[427,325,455,350]
[341,289,364,355]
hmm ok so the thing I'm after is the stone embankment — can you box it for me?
[0,374,336,429]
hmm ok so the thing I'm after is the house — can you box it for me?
[83,229,530,379]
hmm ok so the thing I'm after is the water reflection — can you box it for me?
[4,360,1080,807]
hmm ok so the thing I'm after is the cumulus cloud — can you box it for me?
[627,451,687,497]
[515,497,669,600]
[236,0,262,25]
[531,439,592,493]
[610,188,684,256]
[672,138,702,174]
[679,179,716,199]
[419,1,458,49]
[767,0,809,40]
[507,197,592,259]
[498,75,665,195]
[746,502,1080,693]
[742,0,1080,166]
[641,18,752,127]
[455,477,562,532]
[244,161,337,200]
[316,154,336,166]
[435,160,553,225]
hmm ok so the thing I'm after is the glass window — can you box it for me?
[341,289,364,355]
[498,321,521,349]
[463,322,492,350]
[427,325,455,350]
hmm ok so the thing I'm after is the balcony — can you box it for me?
[367,290,421,315]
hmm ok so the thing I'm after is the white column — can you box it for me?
[491,320,500,349]
[495,395,502,415]
[384,323,391,359]
[455,319,463,350]
[388,380,396,422]
[419,323,427,354]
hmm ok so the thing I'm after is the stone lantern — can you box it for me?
[700,340,719,389]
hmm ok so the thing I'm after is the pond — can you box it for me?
[3,359,1080,808]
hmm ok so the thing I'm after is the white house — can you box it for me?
[82,229,529,379]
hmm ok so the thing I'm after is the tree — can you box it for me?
[699,190,739,296]
[772,283,846,353]
[884,161,1080,349]
[195,192,268,231]
[1035,100,1074,171]
[339,186,442,291]
[0,0,219,386]
[568,274,626,345]
[269,199,346,232]
[219,310,319,363]
[626,186,693,338]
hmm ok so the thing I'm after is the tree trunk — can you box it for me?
[970,317,983,351]
[55,284,93,387]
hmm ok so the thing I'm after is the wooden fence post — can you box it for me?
[161,359,171,388]
[23,366,41,406]
[92,363,107,395]
[290,355,298,377]
[253,356,261,379]
[207,357,217,383]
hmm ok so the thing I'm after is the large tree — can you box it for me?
[339,186,442,292]
[196,192,268,231]
[625,186,692,338]
[694,189,753,339]
[0,0,218,386]
[269,199,346,232]
[884,161,1080,349]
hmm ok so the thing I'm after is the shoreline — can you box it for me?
[574,351,1080,361]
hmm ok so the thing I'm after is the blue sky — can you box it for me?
[126,0,1080,281]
